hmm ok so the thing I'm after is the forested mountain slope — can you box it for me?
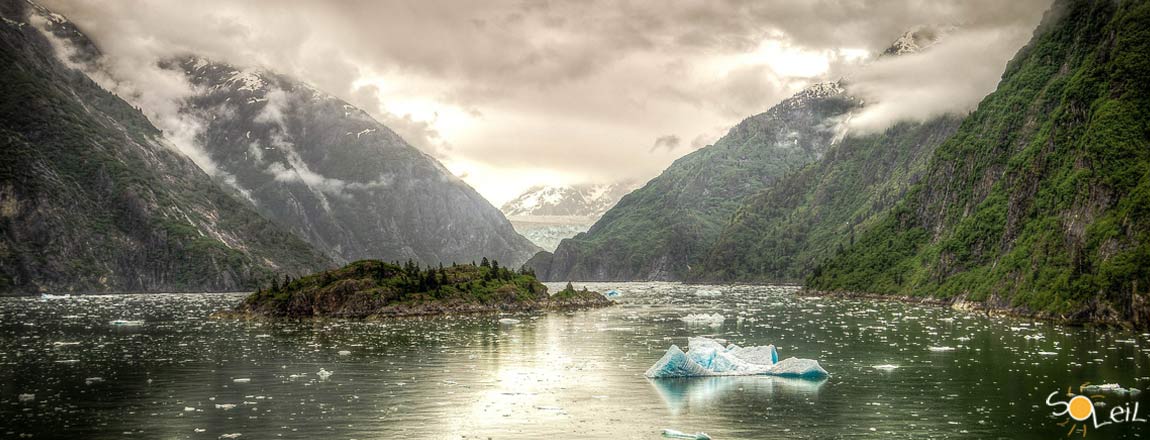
[809,0,1150,326]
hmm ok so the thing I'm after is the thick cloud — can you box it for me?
[38,0,1051,204]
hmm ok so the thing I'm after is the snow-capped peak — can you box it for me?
[501,181,638,218]
[882,26,949,57]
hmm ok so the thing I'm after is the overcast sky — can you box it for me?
[41,0,1052,205]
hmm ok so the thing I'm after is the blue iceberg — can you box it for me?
[645,337,827,379]
[605,289,622,297]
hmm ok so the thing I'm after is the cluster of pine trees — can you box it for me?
[258,257,541,297]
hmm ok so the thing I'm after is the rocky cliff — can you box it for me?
[0,0,331,294]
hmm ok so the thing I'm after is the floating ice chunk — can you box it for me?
[768,357,830,379]
[694,289,721,297]
[498,318,520,325]
[681,313,725,326]
[18,393,34,402]
[1082,384,1142,397]
[662,428,712,440]
[338,350,351,356]
[928,346,956,352]
[85,377,104,385]
[220,433,242,439]
[184,407,196,412]
[1038,351,1058,356]
[646,337,827,379]
[52,341,80,347]
[233,378,251,383]
[110,320,144,326]
[605,289,622,297]
[872,364,899,371]
[214,403,237,410]
[317,368,333,380]
[645,345,713,378]
[730,345,778,365]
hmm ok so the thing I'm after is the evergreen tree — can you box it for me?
[480,257,490,268]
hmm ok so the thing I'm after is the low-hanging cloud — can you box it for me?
[844,26,1041,132]
[651,135,681,152]
[35,0,1052,204]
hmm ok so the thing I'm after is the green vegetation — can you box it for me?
[535,88,859,281]
[809,0,1150,324]
[239,259,611,318]
[695,116,962,283]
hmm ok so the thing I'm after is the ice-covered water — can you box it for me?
[2,284,1148,439]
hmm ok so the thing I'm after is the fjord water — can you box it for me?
[2,284,1147,439]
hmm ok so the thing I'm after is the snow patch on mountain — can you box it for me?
[501,181,638,251]
[501,182,637,218]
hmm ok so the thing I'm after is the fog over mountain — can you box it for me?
[36,0,1050,205]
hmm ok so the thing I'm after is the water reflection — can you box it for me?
[650,376,827,415]
[1,284,1148,439]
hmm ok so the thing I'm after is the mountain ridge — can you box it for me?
[0,0,332,294]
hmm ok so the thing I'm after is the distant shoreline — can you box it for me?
[801,289,1147,330]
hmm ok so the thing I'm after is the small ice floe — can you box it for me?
[55,359,80,364]
[1038,351,1058,356]
[662,428,712,440]
[317,368,333,380]
[183,407,196,412]
[18,393,34,402]
[694,289,721,297]
[498,318,520,325]
[214,403,237,410]
[605,289,622,298]
[338,350,351,356]
[1082,383,1142,397]
[232,378,251,383]
[680,313,725,326]
[40,293,70,299]
[872,364,899,371]
[52,341,80,347]
[85,377,104,385]
[645,337,828,379]
[928,346,956,352]
[110,320,144,326]
[219,433,242,439]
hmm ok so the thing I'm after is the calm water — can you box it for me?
[2,283,1148,439]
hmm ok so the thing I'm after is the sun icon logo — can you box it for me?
[1048,384,1108,437]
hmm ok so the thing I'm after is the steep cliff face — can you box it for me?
[810,0,1150,326]
[167,59,541,268]
[695,115,963,283]
[530,83,860,281]
[0,0,331,294]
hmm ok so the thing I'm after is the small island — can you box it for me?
[231,258,613,318]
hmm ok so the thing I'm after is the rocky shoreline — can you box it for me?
[802,289,1149,330]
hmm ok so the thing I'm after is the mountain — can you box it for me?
[501,182,637,218]
[500,182,637,251]
[0,0,331,294]
[809,0,1150,326]
[693,115,963,283]
[882,26,946,56]
[162,59,541,267]
[527,82,860,281]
